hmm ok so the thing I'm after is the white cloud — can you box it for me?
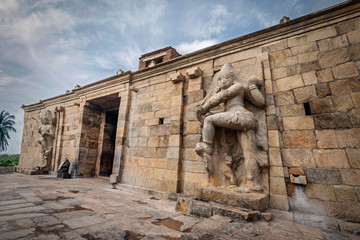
[116,45,143,71]
[177,39,219,54]
[189,4,231,39]
[250,8,277,28]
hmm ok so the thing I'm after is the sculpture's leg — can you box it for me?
[237,130,262,192]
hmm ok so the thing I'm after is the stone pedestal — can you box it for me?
[197,187,268,211]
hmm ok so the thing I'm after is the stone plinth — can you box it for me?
[176,195,266,221]
[197,187,268,211]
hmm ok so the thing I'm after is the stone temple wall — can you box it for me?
[18,1,360,230]
[265,16,360,228]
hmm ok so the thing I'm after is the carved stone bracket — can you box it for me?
[130,86,139,92]
[170,72,185,84]
[186,66,202,79]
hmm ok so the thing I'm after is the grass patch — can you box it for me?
[0,154,19,166]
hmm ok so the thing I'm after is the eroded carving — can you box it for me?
[196,63,268,193]
[38,110,55,169]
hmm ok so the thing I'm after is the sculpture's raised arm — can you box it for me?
[246,76,265,108]
[197,83,244,120]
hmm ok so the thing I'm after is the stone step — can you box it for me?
[197,187,269,211]
[176,195,271,222]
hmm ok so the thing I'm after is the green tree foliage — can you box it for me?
[0,110,16,152]
[0,154,19,166]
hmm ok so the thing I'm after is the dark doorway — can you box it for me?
[99,109,118,176]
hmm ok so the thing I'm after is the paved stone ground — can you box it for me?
[0,174,359,240]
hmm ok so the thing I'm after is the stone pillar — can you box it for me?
[74,96,86,175]
[53,106,65,171]
[264,56,290,211]
[110,83,131,183]
[95,111,106,176]
[169,72,186,192]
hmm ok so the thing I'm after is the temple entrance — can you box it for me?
[77,93,120,177]
[99,109,118,176]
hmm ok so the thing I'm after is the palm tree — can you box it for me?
[0,110,16,152]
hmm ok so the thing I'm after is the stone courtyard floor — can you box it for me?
[0,174,359,240]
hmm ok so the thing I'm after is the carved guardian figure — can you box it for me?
[196,63,268,192]
[38,110,55,169]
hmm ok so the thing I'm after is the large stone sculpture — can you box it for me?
[196,63,268,193]
[38,110,55,170]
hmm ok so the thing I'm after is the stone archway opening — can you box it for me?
[78,93,120,177]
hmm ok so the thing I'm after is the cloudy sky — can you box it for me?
[0,0,345,154]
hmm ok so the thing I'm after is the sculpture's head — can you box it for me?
[217,63,236,90]
[40,110,52,125]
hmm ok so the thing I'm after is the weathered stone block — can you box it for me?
[304,183,336,201]
[334,185,358,202]
[293,85,317,103]
[272,67,287,80]
[346,148,360,169]
[266,115,278,130]
[325,202,360,222]
[300,60,321,73]
[350,77,360,92]
[198,187,268,211]
[290,175,307,185]
[302,71,318,85]
[351,92,360,108]
[276,75,304,92]
[282,116,314,130]
[289,167,304,175]
[291,42,318,55]
[269,147,282,167]
[283,130,316,148]
[281,148,316,168]
[318,48,350,68]
[270,167,286,177]
[274,91,295,106]
[316,68,334,82]
[313,149,350,169]
[212,205,260,221]
[279,104,305,116]
[306,168,342,185]
[309,96,335,114]
[317,38,332,52]
[340,169,360,186]
[336,128,360,148]
[169,72,185,83]
[186,66,202,78]
[269,49,292,61]
[332,62,358,79]
[315,129,338,148]
[347,30,360,44]
[314,112,352,129]
[269,194,289,211]
[329,80,352,95]
[332,34,349,49]
[316,83,331,98]
[175,196,191,214]
[189,201,213,218]
[332,94,354,112]
[350,44,360,61]
[266,40,288,52]
[268,130,280,147]
[298,51,319,64]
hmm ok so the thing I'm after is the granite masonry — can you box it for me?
[18,1,360,233]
